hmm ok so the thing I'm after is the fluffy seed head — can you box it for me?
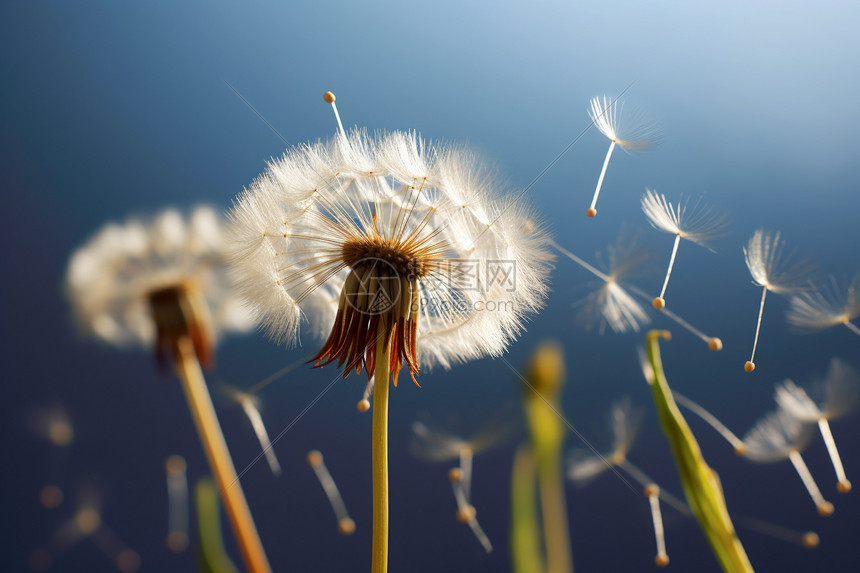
[741,407,816,463]
[775,359,858,422]
[640,189,728,247]
[65,207,256,367]
[228,128,551,381]
[743,229,815,294]
[588,95,660,151]
[786,274,860,332]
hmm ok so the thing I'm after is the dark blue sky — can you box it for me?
[2,2,859,572]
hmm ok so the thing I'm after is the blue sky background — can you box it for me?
[2,1,859,572]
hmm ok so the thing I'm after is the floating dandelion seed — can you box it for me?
[307,450,356,536]
[229,92,550,573]
[27,404,74,509]
[410,416,514,553]
[787,274,860,337]
[742,408,833,516]
[775,358,858,493]
[221,386,282,476]
[644,484,670,567]
[585,95,659,217]
[29,485,141,573]
[743,229,815,372]
[165,455,189,553]
[65,207,270,573]
[551,237,723,349]
[640,189,728,309]
[551,237,651,335]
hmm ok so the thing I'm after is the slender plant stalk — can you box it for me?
[645,331,753,573]
[510,444,544,573]
[174,337,271,573]
[371,325,391,573]
[535,443,572,573]
[195,477,239,573]
[521,341,573,573]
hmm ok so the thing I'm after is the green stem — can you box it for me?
[511,444,544,573]
[371,325,390,573]
[535,446,573,573]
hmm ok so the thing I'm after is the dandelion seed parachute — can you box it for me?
[787,274,860,337]
[640,189,728,309]
[775,358,859,493]
[586,95,659,217]
[741,408,833,516]
[742,229,815,372]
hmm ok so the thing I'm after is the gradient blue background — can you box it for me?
[2,1,859,572]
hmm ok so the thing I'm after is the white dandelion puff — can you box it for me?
[787,274,860,337]
[228,127,552,382]
[585,95,659,218]
[229,92,551,572]
[743,229,815,373]
[65,206,257,368]
[775,359,859,493]
[741,408,833,516]
[640,189,729,309]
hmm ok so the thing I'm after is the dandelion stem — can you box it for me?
[371,325,391,573]
[817,419,850,490]
[658,235,681,302]
[174,337,271,573]
[588,141,616,216]
[748,286,768,370]
[510,444,544,573]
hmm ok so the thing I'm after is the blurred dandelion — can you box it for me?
[640,189,728,309]
[410,414,516,554]
[787,274,860,337]
[585,95,659,217]
[775,358,858,493]
[65,207,270,573]
[27,404,74,509]
[306,450,356,536]
[741,408,833,516]
[743,229,815,372]
[28,484,141,573]
[229,92,550,573]
[66,206,256,368]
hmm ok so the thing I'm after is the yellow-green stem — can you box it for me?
[536,446,572,573]
[174,337,271,573]
[510,444,544,573]
[371,325,391,573]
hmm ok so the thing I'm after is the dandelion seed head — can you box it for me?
[787,274,860,332]
[65,206,257,353]
[640,189,728,247]
[742,408,816,463]
[228,127,551,379]
[776,359,858,422]
[588,95,660,151]
[743,229,815,294]
[567,397,642,483]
